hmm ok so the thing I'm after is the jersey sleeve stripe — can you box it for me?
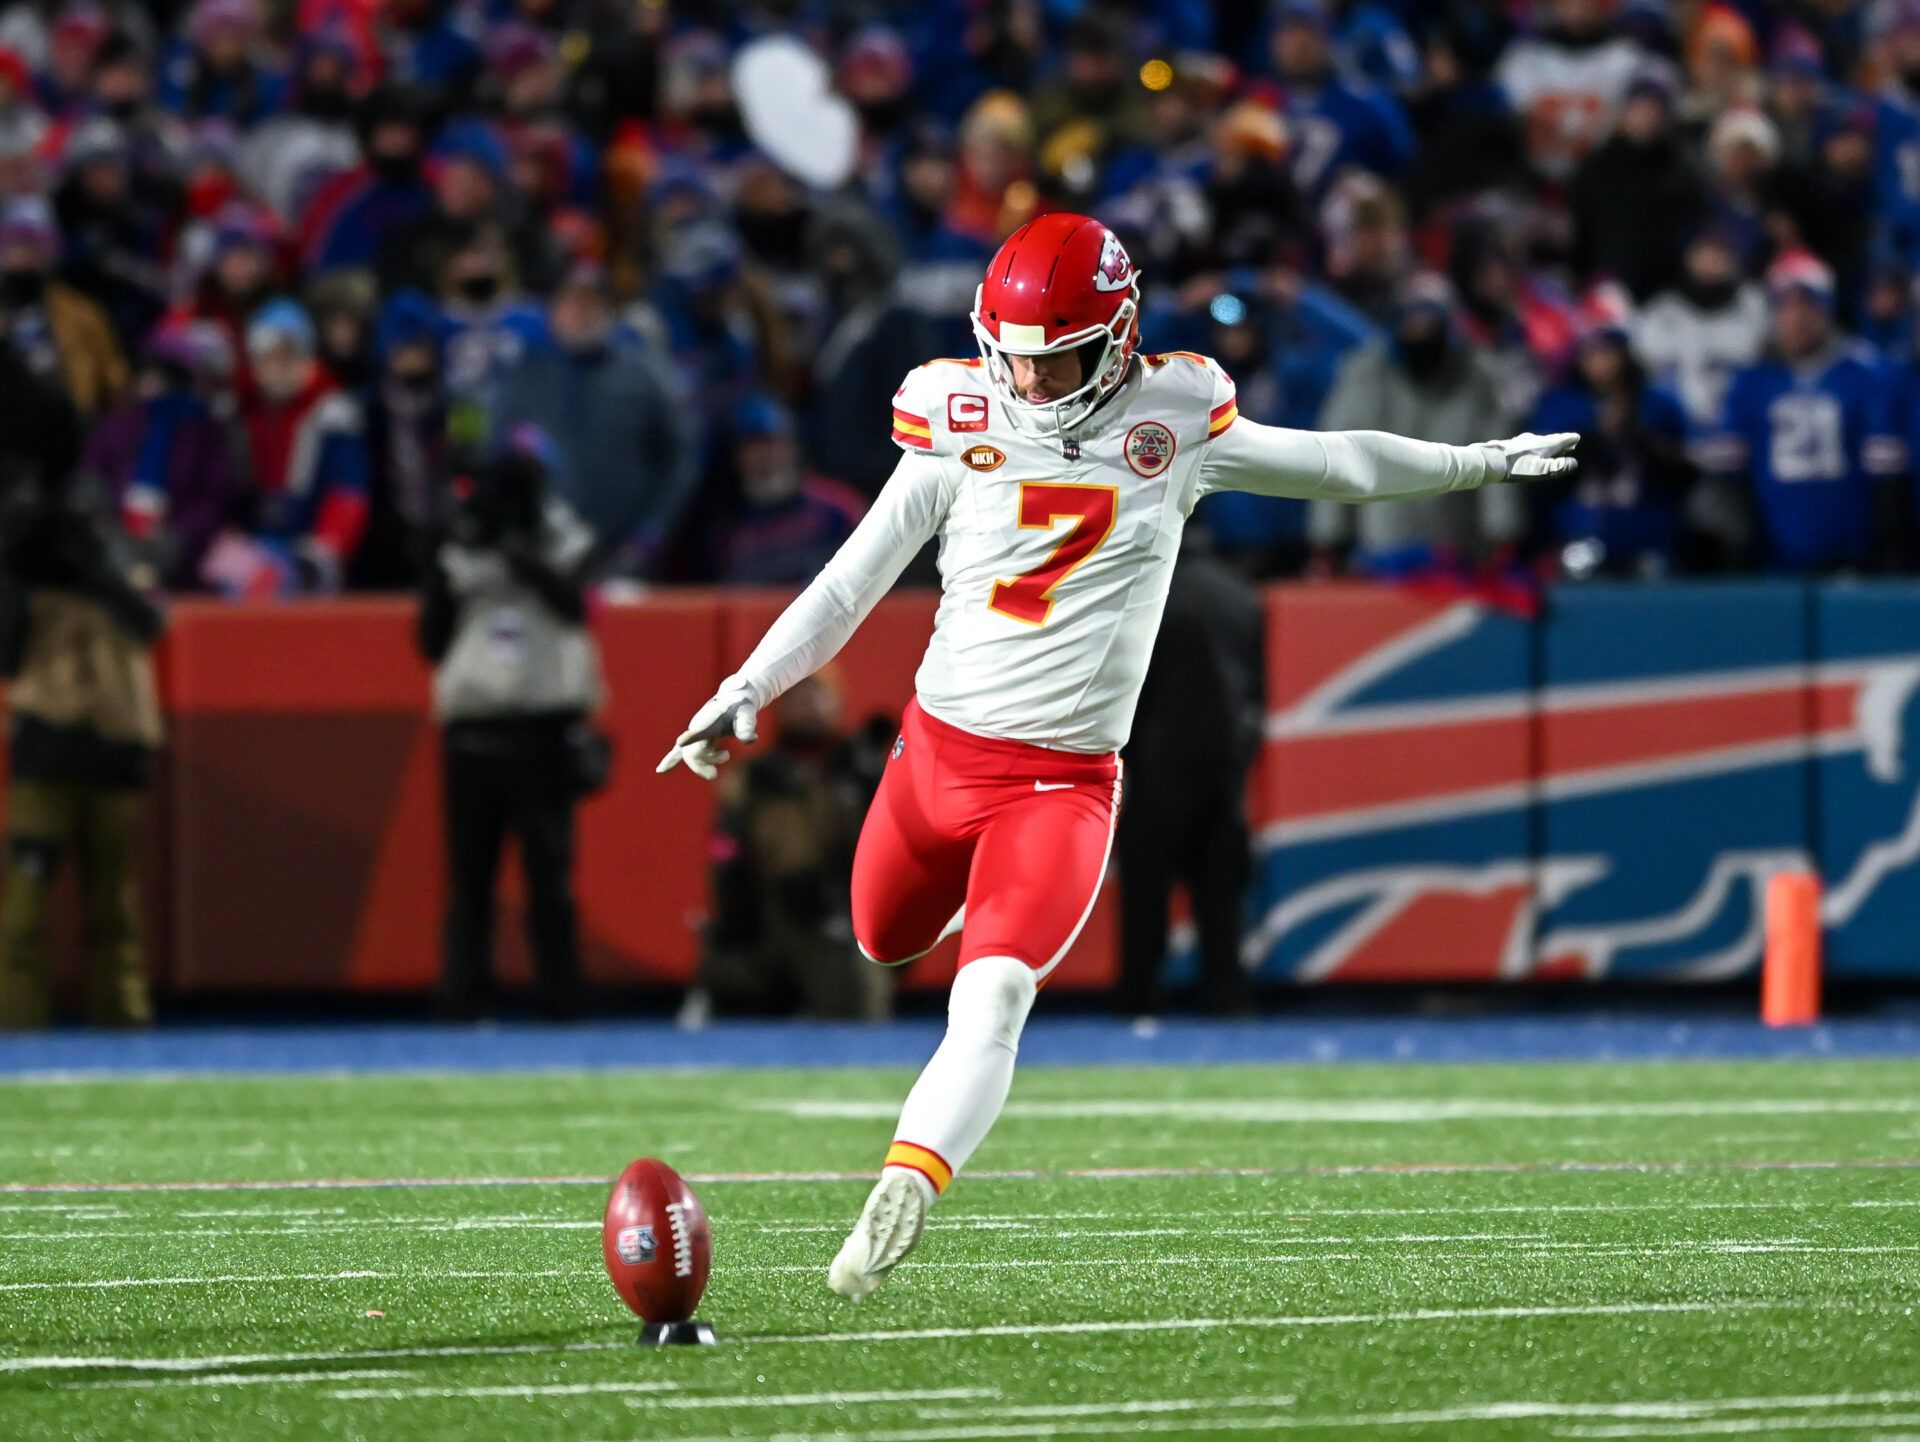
[1207,401,1238,436]
[892,425,934,450]
[892,407,931,429]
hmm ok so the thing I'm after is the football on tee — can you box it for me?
[601,1158,713,1322]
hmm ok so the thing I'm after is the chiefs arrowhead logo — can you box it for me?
[961,444,1006,472]
[1092,231,1134,293]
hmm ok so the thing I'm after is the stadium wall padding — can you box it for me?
[22,580,1920,997]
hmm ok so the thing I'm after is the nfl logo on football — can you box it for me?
[615,1224,656,1265]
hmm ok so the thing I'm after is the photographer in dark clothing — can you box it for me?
[0,332,164,1029]
[1115,538,1266,1019]
[418,429,605,1021]
[687,673,895,1023]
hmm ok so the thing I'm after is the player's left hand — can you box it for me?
[1489,432,1580,480]
[656,687,759,781]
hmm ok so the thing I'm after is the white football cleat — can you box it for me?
[828,1171,930,1301]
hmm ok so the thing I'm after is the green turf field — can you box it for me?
[4,1058,1920,1441]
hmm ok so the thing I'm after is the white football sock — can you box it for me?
[883,954,1036,1200]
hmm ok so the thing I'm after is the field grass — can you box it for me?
[4,1056,1920,1441]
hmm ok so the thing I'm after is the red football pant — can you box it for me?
[851,698,1121,982]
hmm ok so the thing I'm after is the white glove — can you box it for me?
[1487,432,1580,480]
[656,686,759,781]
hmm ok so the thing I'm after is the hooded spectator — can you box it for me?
[0,197,125,416]
[298,83,433,271]
[1570,67,1708,300]
[1257,0,1411,197]
[234,30,363,221]
[1634,224,1768,430]
[158,0,284,124]
[78,326,239,588]
[946,90,1033,245]
[486,261,695,573]
[1319,172,1408,323]
[377,118,556,296]
[803,202,932,498]
[1775,101,1879,315]
[52,117,167,346]
[714,393,865,585]
[411,224,546,402]
[352,294,446,589]
[1312,274,1519,572]
[1529,288,1696,578]
[1404,13,1527,220]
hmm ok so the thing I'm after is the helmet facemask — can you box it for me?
[971,281,1139,437]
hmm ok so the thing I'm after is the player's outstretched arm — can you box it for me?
[1194,418,1579,505]
[658,453,951,780]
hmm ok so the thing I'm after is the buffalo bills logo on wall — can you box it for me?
[1124,421,1176,477]
[948,394,989,432]
[1093,231,1134,292]
[615,1225,656,1265]
[1213,585,1920,987]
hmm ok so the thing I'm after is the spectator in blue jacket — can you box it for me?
[1714,252,1908,573]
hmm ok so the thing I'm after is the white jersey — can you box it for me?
[721,352,1514,754]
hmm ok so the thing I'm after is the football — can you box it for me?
[601,1157,713,1323]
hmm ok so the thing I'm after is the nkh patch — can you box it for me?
[614,1224,656,1265]
[1124,421,1176,477]
[961,444,1006,472]
[948,394,990,432]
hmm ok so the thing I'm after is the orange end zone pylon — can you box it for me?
[1762,870,1822,1027]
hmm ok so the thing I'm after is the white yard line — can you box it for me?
[333,1385,994,1407]
[748,1298,1810,1346]
[0,1268,567,1292]
[1559,1414,1920,1438]
[5,1155,1920,1195]
[754,1097,1920,1123]
[56,1368,415,1391]
[0,1340,634,1375]
[619,1394,1920,1442]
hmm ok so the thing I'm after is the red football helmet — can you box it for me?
[971,213,1141,434]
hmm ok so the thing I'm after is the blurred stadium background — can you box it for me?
[9,0,1920,1021]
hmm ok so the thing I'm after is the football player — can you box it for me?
[658,214,1577,1300]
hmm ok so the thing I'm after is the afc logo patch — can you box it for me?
[961,444,1006,472]
[1124,421,1177,477]
[948,394,990,432]
[615,1225,657,1265]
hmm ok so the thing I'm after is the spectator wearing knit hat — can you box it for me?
[376,117,557,298]
[1634,223,1769,432]
[234,30,363,222]
[1528,286,1696,578]
[1255,0,1411,198]
[1570,66,1709,300]
[297,82,433,272]
[157,0,284,125]
[713,393,864,587]
[0,197,125,417]
[214,299,368,595]
[1711,252,1907,574]
[78,326,240,589]
[485,261,695,575]
[52,117,168,347]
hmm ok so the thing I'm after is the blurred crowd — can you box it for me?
[6,0,1920,595]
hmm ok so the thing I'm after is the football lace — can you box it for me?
[664,1202,695,1279]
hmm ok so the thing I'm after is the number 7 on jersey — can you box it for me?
[988,481,1119,627]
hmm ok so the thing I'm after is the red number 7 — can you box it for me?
[988,481,1119,627]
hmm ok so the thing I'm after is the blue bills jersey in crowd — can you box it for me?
[1718,349,1904,572]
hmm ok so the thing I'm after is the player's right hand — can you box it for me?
[656,688,759,780]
